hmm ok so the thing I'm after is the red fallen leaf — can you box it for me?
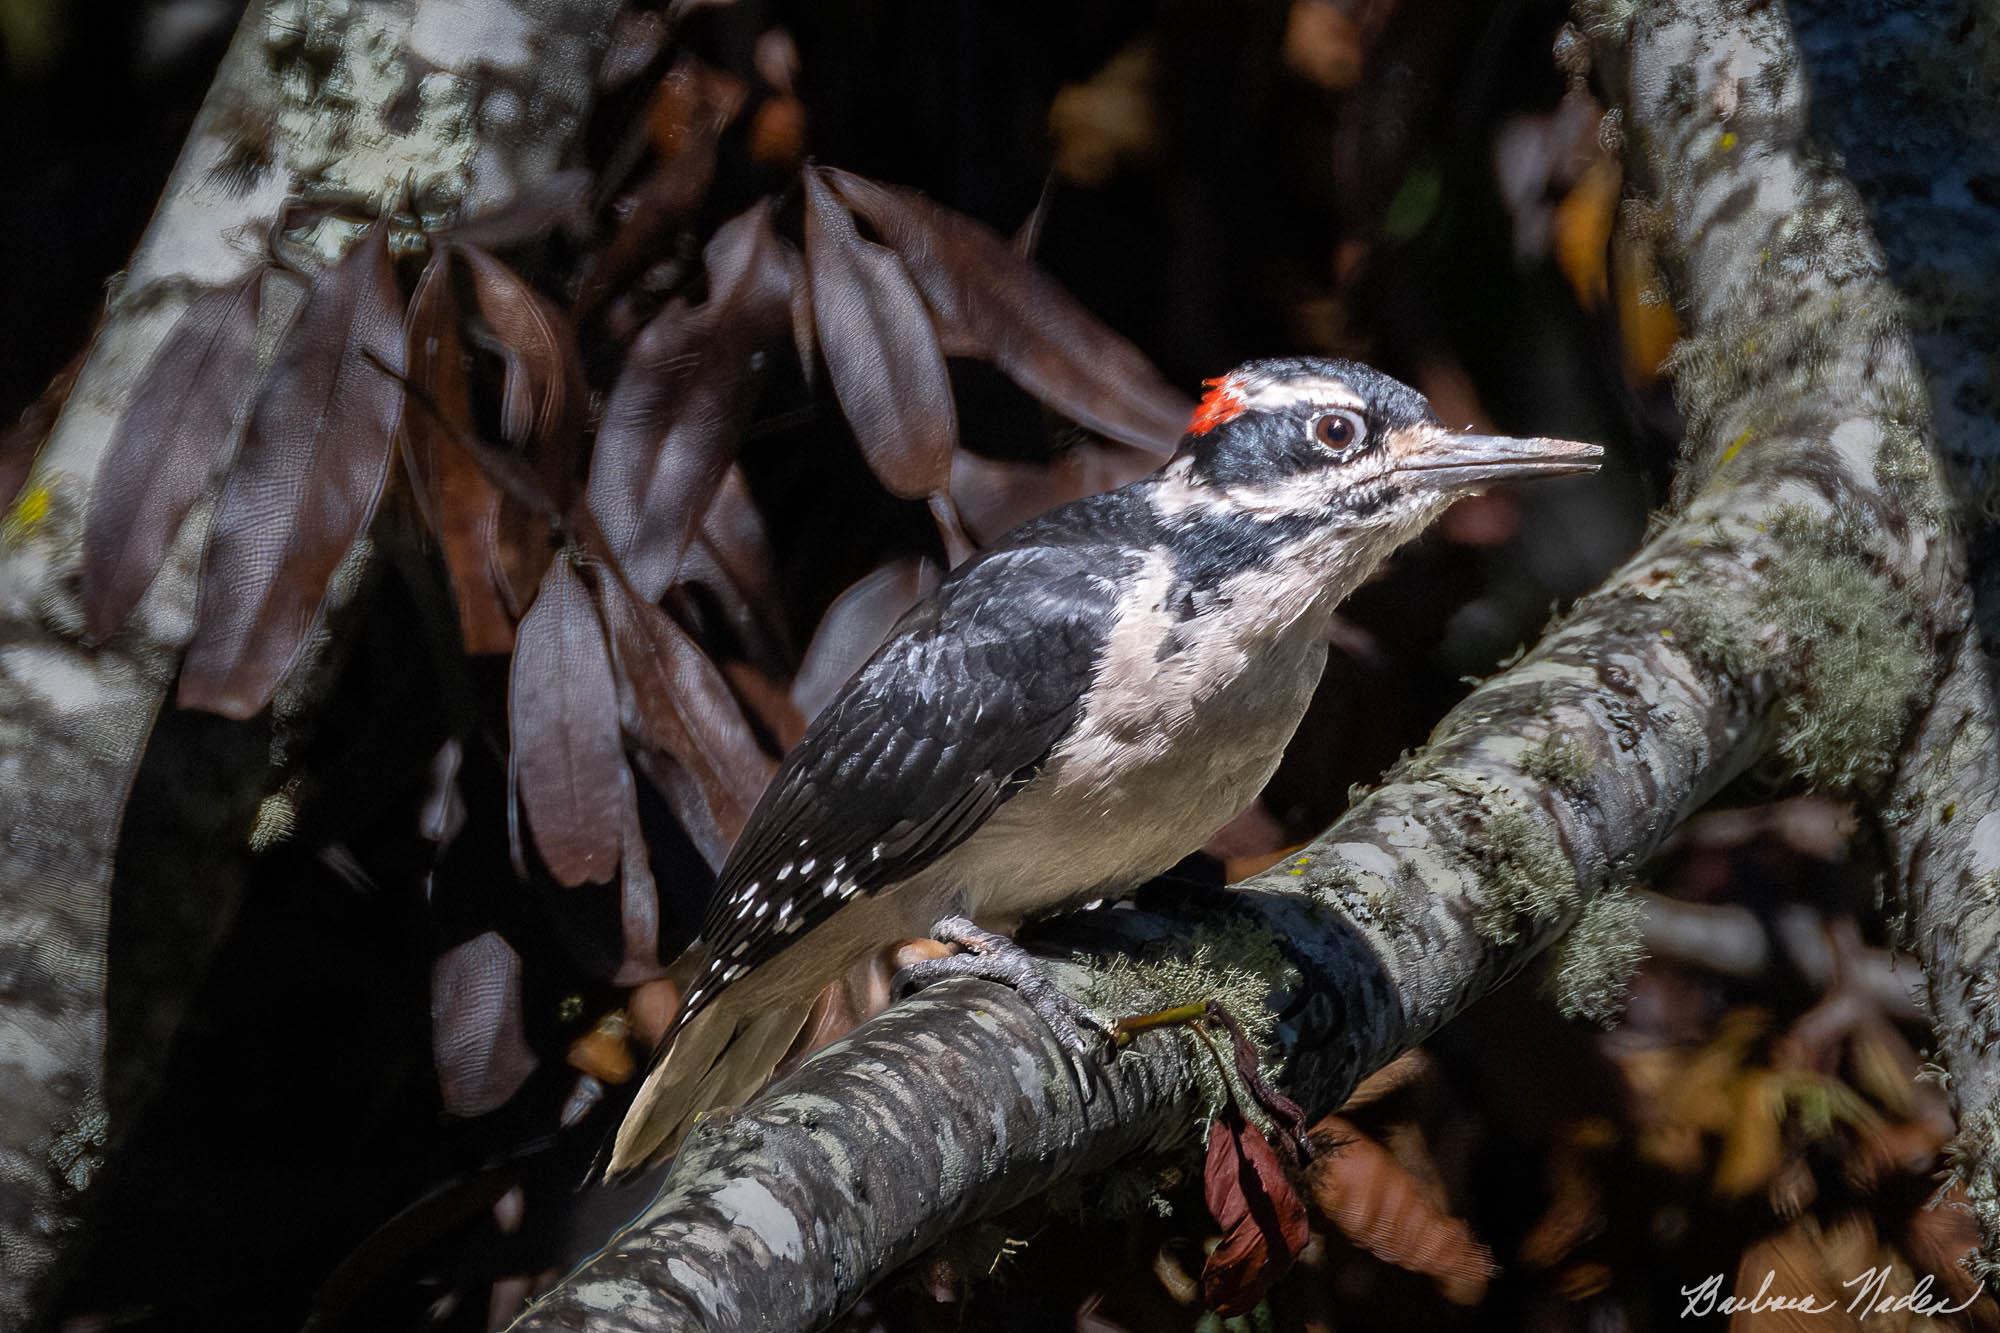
[588,201,791,601]
[83,270,266,639]
[822,166,1193,452]
[402,252,515,654]
[509,554,624,886]
[802,166,960,500]
[1202,1107,1311,1316]
[180,226,405,718]
[453,244,586,613]
[1306,1113,1497,1304]
[791,556,940,720]
[592,558,774,870]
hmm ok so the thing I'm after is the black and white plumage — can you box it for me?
[609,356,1600,1172]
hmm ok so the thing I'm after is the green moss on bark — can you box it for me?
[1462,796,1582,946]
[1074,918,1297,1120]
[1759,504,1931,790]
[1549,886,1648,1024]
[1660,499,1929,794]
[1521,730,1590,792]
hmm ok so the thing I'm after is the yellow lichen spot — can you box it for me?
[2,483,52,546]
[1718,131,1738,151]
[1718,428,1754,467]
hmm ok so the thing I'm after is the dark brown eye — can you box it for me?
[1312,411,1365,454]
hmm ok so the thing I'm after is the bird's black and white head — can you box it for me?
[1148,356,1601,606]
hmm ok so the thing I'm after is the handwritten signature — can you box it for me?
[1682,1268,1981,1320]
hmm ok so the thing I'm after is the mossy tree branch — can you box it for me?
[1787,0,2000,1284]
[0,2,617,1324]
[515,3,1972,1329]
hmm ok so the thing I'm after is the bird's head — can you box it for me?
[1160,357,1601,544]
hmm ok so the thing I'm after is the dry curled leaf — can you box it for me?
[83,269,266,638]
[402,252,516,653]
[1202,1107,1311,1316]
[690,466,793,672]
[803,167,960,501]
[823,165,1192,451]
[1306,1113,1497,1305]
[432,931,537,1118]
[577,59,737,318]
[509,553,625,887]
[567,1012,637,1085]
[593,559,774,869]
[435,169,590,250]
[180,226,405,718]
[588,201,791,601]
[948,441,1156,544]
[453,244,586,612]
[613,764,667,985]
[1729,1213,1879,1333]
[791,556,940,720]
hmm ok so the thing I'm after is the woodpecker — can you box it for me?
[609,356,1601,1173]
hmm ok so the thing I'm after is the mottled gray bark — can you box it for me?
[0,1,617,1323]
[515,3,1966,1329]
[1782,0,2000,1280]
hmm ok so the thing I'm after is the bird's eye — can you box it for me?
[1311,411,1366,455]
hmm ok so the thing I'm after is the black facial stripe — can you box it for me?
[1164,508,1324,589]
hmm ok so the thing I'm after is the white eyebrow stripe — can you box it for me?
[1236,376,1366,414]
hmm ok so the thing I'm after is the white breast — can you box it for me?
[925,546,1341,929]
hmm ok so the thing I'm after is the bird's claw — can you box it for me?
[893,915,1115,1065]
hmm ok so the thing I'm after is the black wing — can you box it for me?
[677,541,1126,1016]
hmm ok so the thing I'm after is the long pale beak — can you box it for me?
[1396,432,1603,490]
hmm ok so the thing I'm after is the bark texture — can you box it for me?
[1786,0,2000,1277]
[515,2,1966,1328]
[0,2,616,1323]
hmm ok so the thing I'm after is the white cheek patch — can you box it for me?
[1218,468,1358,520]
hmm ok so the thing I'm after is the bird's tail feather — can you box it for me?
[606,994,816,1177]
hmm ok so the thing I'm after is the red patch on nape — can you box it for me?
[1187,376,1248,436]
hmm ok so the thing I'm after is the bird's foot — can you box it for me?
[893,915,1115,1063]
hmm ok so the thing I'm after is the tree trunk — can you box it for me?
[0,2,616,1324]
[1778,0,2000,1281]
[512,2,1973,1328]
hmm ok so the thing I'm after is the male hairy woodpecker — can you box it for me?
[608,355,1601,1173]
